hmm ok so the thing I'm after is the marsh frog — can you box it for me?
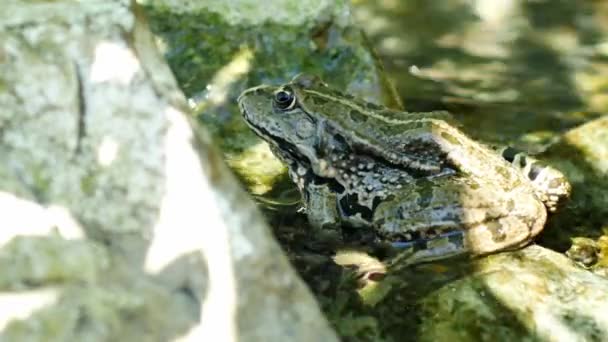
[238,75,571,261]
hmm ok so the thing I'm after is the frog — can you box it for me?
[238,74,571,262]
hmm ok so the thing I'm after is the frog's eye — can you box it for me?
[274,87,296,111]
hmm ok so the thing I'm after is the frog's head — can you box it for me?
[238,75,340,165]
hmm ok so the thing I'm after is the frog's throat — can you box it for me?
[245,122,306,163]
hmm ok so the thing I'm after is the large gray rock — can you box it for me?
[0,1,337,341]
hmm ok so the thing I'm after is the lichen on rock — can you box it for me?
[0,1,338,341]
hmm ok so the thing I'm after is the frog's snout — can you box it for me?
[237,85,273,119]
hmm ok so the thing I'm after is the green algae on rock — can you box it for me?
[0,235,109,290]
[419,246,608,341]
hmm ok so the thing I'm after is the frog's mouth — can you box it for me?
[249,124,352,195]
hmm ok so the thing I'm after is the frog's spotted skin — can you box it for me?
[495,146,571,212]
[238,74,571,263]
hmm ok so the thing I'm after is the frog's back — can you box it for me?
[295,85,457,172]
[290,75,570,211]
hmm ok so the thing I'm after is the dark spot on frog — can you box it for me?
[404,137,446,156]
[343,93,356,100]
[365,101,383,110]
[446,230,465,247]
[332,133,349,149]
[349,109,367,123]
[397,146,446,177]
[413,238,429,251]
[328,88,356,100]
[385,231,427,251]
[338,193,382,222]
[310,94,329,105]
[528,162,544,181]
[311,176,345,194]
[519,155,528,168]
[327,89,355,100]
[501,146,518,163]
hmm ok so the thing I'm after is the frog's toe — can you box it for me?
[530,166,572,212]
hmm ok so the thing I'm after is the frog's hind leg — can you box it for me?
[389,230,468,265]
[495,146,571,212]
[375,176,547,258]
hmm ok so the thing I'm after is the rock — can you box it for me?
[326,245,608,341]
[312,243,608,341]
[141,0,347,27]
[540,116,608,275]
[566,237,600,267]
[418,246,608,341]
[558,115,608,176]
[0,1,337,341]
[538,116,608,251]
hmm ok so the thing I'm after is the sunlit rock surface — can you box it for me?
[321,245,608,341]
[0,1,337,341]
[419,246,608,341]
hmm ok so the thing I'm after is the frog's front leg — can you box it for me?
[302,181,341,230]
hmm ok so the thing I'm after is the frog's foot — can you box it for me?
[496,146,571,212]
[528,166,571,212]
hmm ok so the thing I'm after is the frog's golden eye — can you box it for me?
[274,87,296,111]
